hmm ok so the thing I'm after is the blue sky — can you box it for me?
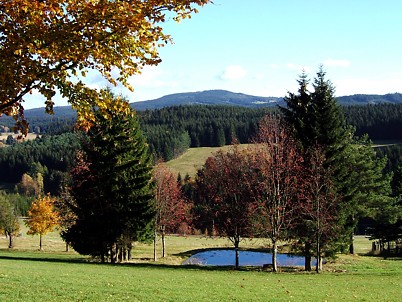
[27,0,402,109]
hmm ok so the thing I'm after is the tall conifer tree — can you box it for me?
[63,92,155,262]
[281,67,392,258]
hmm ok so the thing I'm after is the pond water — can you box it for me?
[182,249,316,267]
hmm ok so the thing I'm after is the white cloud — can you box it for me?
[220,65,247,80]
[323,59,351,68]
[333,71,402,96]
[129,66,169,88]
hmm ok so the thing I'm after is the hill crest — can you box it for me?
[19,90,402,116]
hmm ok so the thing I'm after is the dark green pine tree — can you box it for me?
[282,67,392,259]
[63,93,155,263]
[280,71,314,150]
[281,68,353,265]
[343,135,393,254]
[309,69,357,254]
[370,161,402,250]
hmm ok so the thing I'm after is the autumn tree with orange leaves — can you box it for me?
[0,0,210,134]
[153,162,191,260]
[25,194,60,250]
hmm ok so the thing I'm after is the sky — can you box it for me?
[26,0,402,109]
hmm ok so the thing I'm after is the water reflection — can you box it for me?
[182,249,317,267]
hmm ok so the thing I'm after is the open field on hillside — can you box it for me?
[0,132,39,147]
[166,145,251,177]
[167,139,402,178]
[372,139,402,148]
[0,132,39,141]
[1,224,401,301]
[166,146,231,177]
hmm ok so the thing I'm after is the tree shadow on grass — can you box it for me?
[0,248,277,272]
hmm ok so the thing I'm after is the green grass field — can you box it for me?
[2,144,402,300]
[1,224,401,301]
[166,145,251,177]
[166,146,230,177]
[166,140,402,178]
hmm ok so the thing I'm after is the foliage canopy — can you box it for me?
[0,0,210,133]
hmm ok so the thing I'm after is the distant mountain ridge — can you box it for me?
[21,90,402,117]
[131,90,284,110]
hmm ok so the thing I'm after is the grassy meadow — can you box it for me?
[166,145,251,177]
[1,223,402,301]
[1,145,402,301]
[167,140,402,178]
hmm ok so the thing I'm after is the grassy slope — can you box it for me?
[1,225,401,301]
[166,146,229,178]
[166,145,251,178]
[166,141,402,178]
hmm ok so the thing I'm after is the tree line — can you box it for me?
[2,102,402,162]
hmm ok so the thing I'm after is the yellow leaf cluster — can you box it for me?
[26,194,60,236]
[0,0,211,134]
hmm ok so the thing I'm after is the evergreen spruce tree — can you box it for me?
[281,67,392,259]
[281,68,352,265]
[370,161,402,251]
[63,92,155,262]
[341,135,393,254]
[281,71,313,150]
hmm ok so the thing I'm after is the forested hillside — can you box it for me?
[343,103,402,140]
[0,133,80,195]
[2,102,402,195]
[139,105,274,159]
[2,103,402,162]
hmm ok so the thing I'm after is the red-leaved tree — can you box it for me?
[153,162,191,260]
[251,115,305,272]
[195,145,256,269]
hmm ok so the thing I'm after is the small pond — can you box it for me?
[182,249,317,267]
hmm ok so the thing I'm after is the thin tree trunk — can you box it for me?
[234,239,240,269]
[39,234,43,251]
[304,241,312,271]
[118,246,123,263]
[316,240,320,273]
[65,242,69,252]
[127,245,132,261]
[8,233,14,249]
[349,232,355,254]
[110,245,116,264]
[153,228,157,261]
[272,241,278,272]
[161,225,166,258]
[162,233,166,258]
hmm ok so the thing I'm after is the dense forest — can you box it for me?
[343,103,402,140]
[0,133,80,193]
[1,103,402,198]
[139,105,273,159]
[3,102,402,159]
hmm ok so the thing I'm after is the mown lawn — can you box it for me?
[1,230,401,301]
[1,251,401,301]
